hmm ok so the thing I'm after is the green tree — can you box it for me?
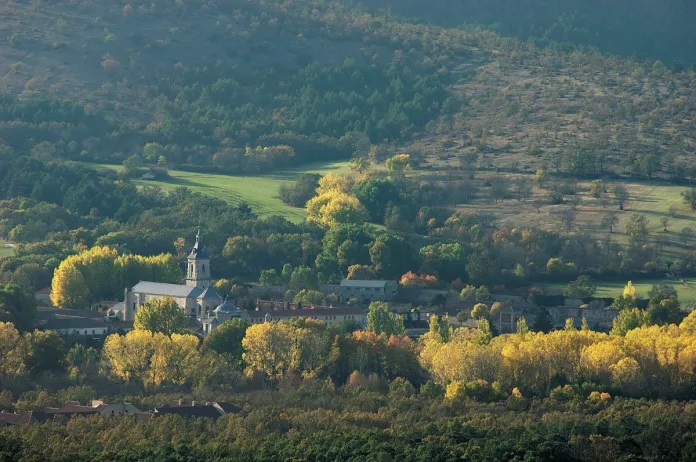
[133,297,186,335]
[563,275,597,298]
[201,318,250,369]
[681,188,696,210]
[533,306,553,333]
[613,184,629,210]
[23,330,66,376]
[294,289,325,306]
[610,308,651,336]
[366,301,405,336]
[288,266,319,291]
[470,303,489,320]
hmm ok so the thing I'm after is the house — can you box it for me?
[153,400,240,419]
[37,307,112,336]
[248,306,367,327]
[0,411,49,426]
[339,279,398,303]
[495,304,528,333]
[118,231,221,321]
[549,305,619,331]
[46,401,141,417]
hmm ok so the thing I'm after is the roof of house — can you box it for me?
[43,318,110,330]
[154,402,224,418]
[212,402,242,414]
[340,279,392,288]
[0,411,50,425]
[252,306,366,319]
[46,403,101,415]
[131,281,201,298]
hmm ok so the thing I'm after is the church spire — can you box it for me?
[188,229,207,259]
[186,230,210,288]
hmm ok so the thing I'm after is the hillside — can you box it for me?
[356,0,696,66]
[0,0,693,180]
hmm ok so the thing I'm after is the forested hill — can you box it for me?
[1,0,695,176]
[355,0,696,67]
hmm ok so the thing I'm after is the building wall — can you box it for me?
[52,327,109,336]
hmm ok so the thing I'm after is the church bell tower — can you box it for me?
[186,230,211,289]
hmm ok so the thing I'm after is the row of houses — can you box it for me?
[0,400,240,427]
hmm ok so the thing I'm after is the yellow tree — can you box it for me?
[242,322,295,380]
[623,281,637,300]
[50,260,89,308]
[103,330,158,388]
[306,191,368,228]
[0,322,24,380]
[385,153,411,182]
[160,333,200,386]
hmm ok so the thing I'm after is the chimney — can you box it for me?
[191,400,197,406]
[178,399,183,405]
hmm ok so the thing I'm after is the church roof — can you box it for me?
[198,286,220,300]
[214,297,238,313]
[131,281,202,298]
[188,230,208,260]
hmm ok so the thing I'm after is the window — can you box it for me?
[92,330,96,335]
[202,264,206,274]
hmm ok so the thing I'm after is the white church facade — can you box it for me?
[119,231,225,321]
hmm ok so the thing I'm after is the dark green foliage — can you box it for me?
[278,173,321,207]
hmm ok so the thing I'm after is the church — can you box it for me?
[117,231,223,321]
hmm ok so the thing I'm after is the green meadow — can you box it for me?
[542,278,696,310]
[0,241,14,258]
[85,161,351,222]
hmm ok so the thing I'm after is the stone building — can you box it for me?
[338,279,398,303]
[118,231,221,321]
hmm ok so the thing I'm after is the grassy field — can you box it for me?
[0,241,14,258]
[85,161,351,222]
[542,278,696,310]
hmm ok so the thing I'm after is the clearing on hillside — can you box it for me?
[85,161,351,222]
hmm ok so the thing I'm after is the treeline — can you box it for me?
[50,247,179,308]
[360,0,696,66]
[2,392,696,460]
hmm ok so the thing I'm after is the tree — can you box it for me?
[613,184,629,210]
[563,275,597,298]
[354,178,400,222]
[470,303,489,320]
[242,322,295,381]
[288,266,319,291]
[610,308,651,336]
[385,153,411,182]
[590,180,603,198]
[134,297,187,335]
[533,306,553,333]
[122,155,143,176]
[50,262,89,309]
[294,289,325,306]
[602,213,619,233]
[201,318,251,369]
[0,322,24,380]
[306,191,368,228]
[681,189,696,210]
[143,142,164,162]
[681,227,694,247]
[660,216,670,231]
[370,233,414,279]
[23,330,66,376]
[0,285,37,332]
[346,264,376,280]
[366,301,405,336]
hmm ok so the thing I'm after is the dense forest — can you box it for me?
[358,0,696,66]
